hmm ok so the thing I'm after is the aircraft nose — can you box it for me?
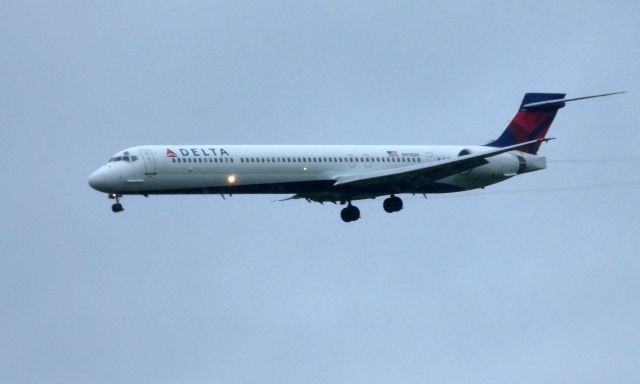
[88,168,111,192]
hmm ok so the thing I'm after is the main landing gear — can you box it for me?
[109,193,124,213]
[340,203,360,222]
[383,195,403,213]
[340,195,404,222]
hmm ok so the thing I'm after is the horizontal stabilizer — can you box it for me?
[522,91,625,110]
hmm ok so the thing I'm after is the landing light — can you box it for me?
[227,175,236,184]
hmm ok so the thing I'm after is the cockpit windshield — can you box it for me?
[108,151,138,163]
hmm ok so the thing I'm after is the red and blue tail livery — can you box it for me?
[89,91,623,221]
[488,91,624,154]
[488,93,565,154]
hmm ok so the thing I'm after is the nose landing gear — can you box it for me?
[109,193,124,213]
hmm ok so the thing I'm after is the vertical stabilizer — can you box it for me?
[487,93,565,154]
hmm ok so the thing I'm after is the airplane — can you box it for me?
[89,92,622,222]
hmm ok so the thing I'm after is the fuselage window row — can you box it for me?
[171,158,234,163]
[170,156,421,164]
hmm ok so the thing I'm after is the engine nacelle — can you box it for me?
[449,147,548,190]
[512,153,546,174]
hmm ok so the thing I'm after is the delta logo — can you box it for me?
[165,147,230,157]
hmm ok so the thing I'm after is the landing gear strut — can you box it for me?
[383,195,403,213]
[340,203,360,222]
[109,193,124,213]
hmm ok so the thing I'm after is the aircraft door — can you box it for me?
[140,149,157,176]
[425,152,436,163]
[363,154,372,167]
[347,154,356,167]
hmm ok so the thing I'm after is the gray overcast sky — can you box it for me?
[2,1,640,383]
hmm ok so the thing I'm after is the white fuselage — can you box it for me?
[88,144,545,202]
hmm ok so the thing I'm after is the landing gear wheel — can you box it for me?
[109,193,124,213]
[340,204,360,222]
[383,195,403,213]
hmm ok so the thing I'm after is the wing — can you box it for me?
[333,138,546,190]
